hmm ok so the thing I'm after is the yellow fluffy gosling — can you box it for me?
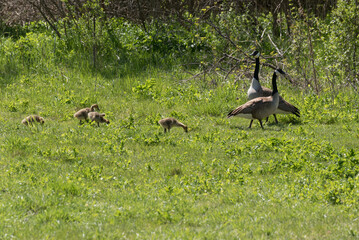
[158,117,188,133]
[73,104,100,124]
[88,112,110,127]
[21,115,45,126]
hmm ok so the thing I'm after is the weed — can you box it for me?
[1,16,359,239]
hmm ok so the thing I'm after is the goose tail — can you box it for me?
[227,110,235,118]
[278,98,300,117]
[293,107,300,118]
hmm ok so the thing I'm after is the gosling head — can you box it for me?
[184,125,188,132]
[38,117,45,125]
[100,114,110,124]
[90,104,100,111]
[21,119,29,126]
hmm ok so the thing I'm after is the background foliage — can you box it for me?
[1,0,358,91]
[1,0,359,239]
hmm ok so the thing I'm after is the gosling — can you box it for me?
[158,117,188,133]
[88,112,110,127]
[73,104,100,124]
[21,115,45,126]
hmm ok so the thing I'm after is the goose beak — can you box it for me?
[250,51,260,58]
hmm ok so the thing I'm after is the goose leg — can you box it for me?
[248,120,253,129]
[265,117,269,123]
[259,120,264,129]
[164,128,167,133]
[273,114,278,124]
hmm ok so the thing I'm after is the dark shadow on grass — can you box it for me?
[228,125,249,130]
[274,116,302,125]
[265,120,303,131]
[264,117,302,128]
[228,121,298,131]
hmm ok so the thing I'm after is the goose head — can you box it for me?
[275,69,286,75]
[250,50,260,58]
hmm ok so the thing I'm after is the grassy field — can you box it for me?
[1,64,359,239]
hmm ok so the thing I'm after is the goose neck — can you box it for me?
[271,72,278,95]
[254,57,260,80]
[251,77,262,91]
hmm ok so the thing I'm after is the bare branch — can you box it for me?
[267,34,283,57]
[206,19,237,48]
[26,0,61,38]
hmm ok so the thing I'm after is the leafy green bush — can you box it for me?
[318,0,359,87]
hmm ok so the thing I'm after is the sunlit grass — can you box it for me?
[1,64,359,239]
[1,23,359,239]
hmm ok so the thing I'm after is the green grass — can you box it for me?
[1,66,359,239]
[1,9,359,238]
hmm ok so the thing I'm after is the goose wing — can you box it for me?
[261,87,273,97]
[227,98,264,118]
[262,87,300,117]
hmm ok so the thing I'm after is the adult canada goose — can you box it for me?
[88,112,110,127]
[247,50,262,100]
[228,69,286,129]
[247,51,300,123]
[73,104,100,124]
[21,115,45,126]
[158,117,188,133]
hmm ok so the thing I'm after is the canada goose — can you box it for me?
[21,115,45,126]
[158,117,188,133]
[247,51,300,123]
[247,50,262,100]
[228,69,286,129]
[88,112,110,127]
[73,104,100,124]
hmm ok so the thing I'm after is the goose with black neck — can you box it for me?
[246,51,300,123]
[228,69,286,129]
